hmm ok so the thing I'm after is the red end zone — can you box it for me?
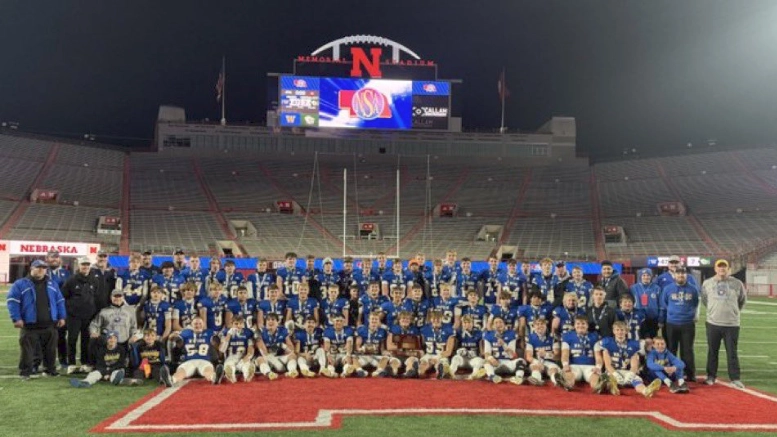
[93,379,777,433]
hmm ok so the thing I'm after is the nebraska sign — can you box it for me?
[0,240,99,256]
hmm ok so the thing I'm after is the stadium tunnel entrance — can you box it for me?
[0,240,101,283]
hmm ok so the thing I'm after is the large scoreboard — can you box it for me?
[279,76,450,130]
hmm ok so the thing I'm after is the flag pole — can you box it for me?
[499,68,506,134]
[220,56,226,126]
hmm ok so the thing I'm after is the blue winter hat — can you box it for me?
[31,260,47,268]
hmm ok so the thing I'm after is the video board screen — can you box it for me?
[279,76,449,130]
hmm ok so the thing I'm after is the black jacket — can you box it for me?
[91,267,116,311]
[61,273,97,319]
[598,272,630,306]
[587,304,617,338]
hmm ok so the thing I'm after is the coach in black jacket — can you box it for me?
[91,251,116,311]
[61,257,97,371]
[598,260,630,309]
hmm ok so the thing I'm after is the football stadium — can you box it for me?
[3,19,777,437]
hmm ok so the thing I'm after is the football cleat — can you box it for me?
[607,374,621,396]
[403,369,419,379]
[160,365,174,387]
[527,376,544,387]
[376,369,390,378]
[643,379,662,398]
[490,375,503,384]
[267,371,278,381]
[678,381,690,393]
[436,363,445,380]
[110,369,125,385]
[669,381,680,394]
[224,364,237,383]
[69,379,91,388]
[213,364,224,385]
[244,364,256,382]
[592,376,606,394]
[470,368,487,380]
[356,369,368,378]
[509,376,524,386]
[287,370,299,379]
[301,369,316,378]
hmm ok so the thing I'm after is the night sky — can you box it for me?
[1,0,776,158]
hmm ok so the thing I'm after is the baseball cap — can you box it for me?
[47,250,60,257]
[31,259,48,268]
[674,266,688,274]
[142,250,152,256]
[97,250,108,257]
[111,289,124,297]
[555,261,566,267]
[715,259,729,268]
[323,257,333,264]
[105,330,119,339]
[174,248,185,255]
[668,255,681,263]
[77,257,91,265]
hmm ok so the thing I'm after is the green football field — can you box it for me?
[1,288,776,437]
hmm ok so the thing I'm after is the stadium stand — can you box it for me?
[5,204,120,246]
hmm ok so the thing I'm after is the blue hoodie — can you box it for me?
[659,281,699,325]
[630,268,661,320]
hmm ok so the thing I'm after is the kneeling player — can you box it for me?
[387,311,422,378]
[561,316,603,392]
[418,311,455,379]
[525,318,566,388]
[646,336,689,393]
[131,329,173,387]
[295,316,326,377]
[451,315,486,380]
[70,331,135,388]
[255,313,297,379]
[168,317,224,385]
[597,321,661,397]
[484,316,526,384]
[322,314,355,377]
[220,316,256,383]
[354,312,390,377]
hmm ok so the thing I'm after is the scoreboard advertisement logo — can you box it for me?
[279,75,449,130]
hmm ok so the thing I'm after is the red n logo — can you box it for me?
[350,47,382,78]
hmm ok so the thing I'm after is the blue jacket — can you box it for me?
[659,282,699,325]
[646,349,685,373]
[630,269,661,320]
[7,276,67,324]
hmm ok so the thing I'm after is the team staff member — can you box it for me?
[46,250,70,370]
[659,266,699,382]
[7,260,67,380]
[89,289,139,361]
[598,261,629,309]
[61,258,98,374]
[701,259,747,388]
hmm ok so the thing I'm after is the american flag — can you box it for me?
[216,65,224,102]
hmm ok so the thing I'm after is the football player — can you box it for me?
[530,258,562,307]
[387,311,421,378]
[374,252,389,276]
[487,291,519,332]
[353,312,390,377]
[285,281,319,332]
[552,292,586,337]
[597,321,661,397]
[382,259,407,297]
[451,315,486,380]
[337,257,357,296]
[479,255,503,307]
[561,316,603,392]
[171,283,199,332]
[645,336,689,393]
[518,290,553,340]
[565,266,593,308]
[359,281,389,327]
[255,313,297,379]
[321,314,354,378]
[220,316,256,383]
[168,317,223,385]
[402,284,430,329]
[455,288,488,331]
[198,282,228,332]
[225,285,258,332]
[380,284,405,327]
[356,260,377,295]
[130,328,172,386]
[276,252,304,298]
[203,258,222,297]
[317,258,341,293]
[501,259,527,307]
[442,249,461,280]
[257,284,287,329]
[294,316,325,378]
[455,258,478,299]
[424,259,452,299]
[418,311,455,379]
[587,286,616,338]
[483,316,526,384]
[246,258,275,301]
[151,261,185,302]
[172,249,188,273]
[216,260,244,299]
[429,283,458,330]
[141,286,171,341]
[321,283,350,327]
[139,250,160,277]
[616,293,646,344]
[525,318,566,388]
[116,253,148,311]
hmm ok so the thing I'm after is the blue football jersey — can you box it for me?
[221,327,254,357]
[359,294,389,326]
[490,304,519,328]
[381,300,404,327]
[179,328,215,361]
[287,296,319,328]
[356,325,388,354]
[401,298,430,328]
[382,270,408,292]
[320,297,350,327]
[215,271,244,299]
[561,331,599,365]
[152,273,186,301]
[295,328,323,354]
[553,306,587,336]
[616,309,646,341]
[247,271,275,300]
[424,270,452,298]
[143,300,171,336]
[430,297,459,328]
[389,324,419,337]
[276,266,304,298]
[530,273,560,300]
[172,299,198,329]
[479,268,504,306]
[501,272,527,306]
[600,337,640,370]
[258,299,287,324]
[117,269,148,306]
[527,332,557,360]
[260,327,291,355]
[226,298,258,330]
[484,329,517,360]
[518,303,553,334]
[323,326,354,354]
[565,280,593,308]
[197,294,229,331]
[317,271,341,291]
[420,324,453,355]
[458,303,488,331]
[455,328,483,354]
[456,271,478,298]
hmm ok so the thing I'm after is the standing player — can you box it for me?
[487,291,519,332]
[530,258,562,307]
[321,314,354,378]
[587,286,616,338]
[168,317,223,385]
[525,318,565,388]
[183,255,205,294]
[255,313,297,379]
[257,285,287,329]
[646,336,689,393]
[141,286,171,341]
[320,283,350,327]
[380,285,406,328]
[203,258,222,297]
[115,253,148,311]
[501,259,527,307]
[216,260,244,299]
[374,252,390,277]
[276,252,303,298]
[425,259,451,299]
[220,316,256,383]
[359,281,389,327]
[455,258,478,300]
[285,281,319,332]
[518,290,553,340]
[353,312,390,377]
[455,289,488,331]
[483,316,526,384]
[402,284,430,329]
[337,257,357,296]
[171,283,199,332]
[597,321,661,397]
[616,294,646,343]
[225,285,258,332]
[139,251,160,278]
[479,255,503,308]
[317,258,340,294]
[294,316,325,378]
[152,261,185,302]
[429,283,459,330]
[451,315,486,380]
[198,282,229,332]
[552,293,586,337]
[246,258,275,301]
[561,316,603,392]
[382,259,407,297]
[565,266,593,308]
[418,311,455,379]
